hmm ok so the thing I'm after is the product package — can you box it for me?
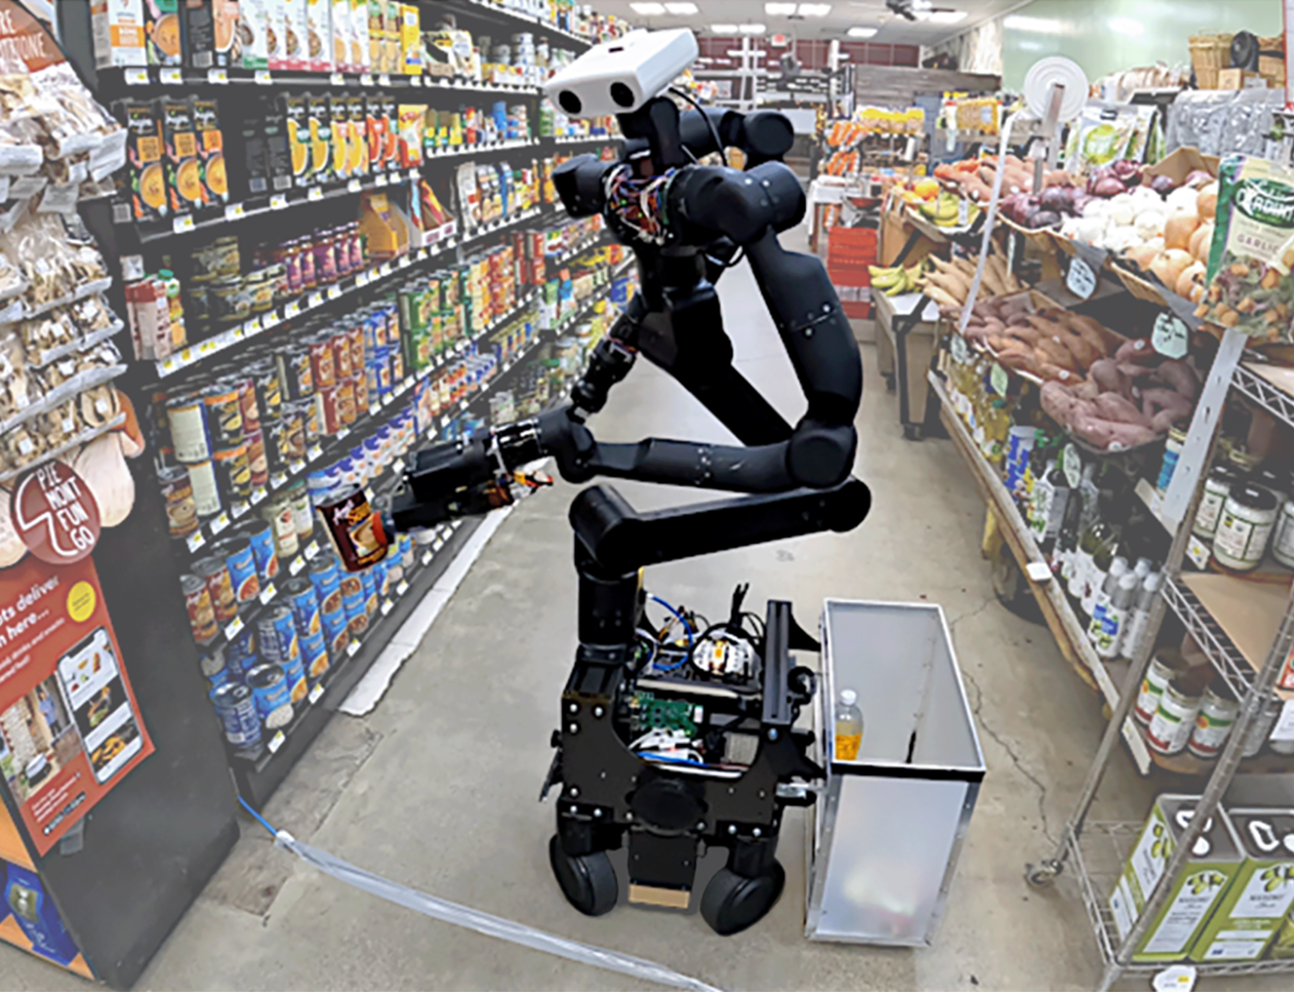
[368,0,385,73]
[239,0,271,69]
[144,0,184,66]
[239,106,270,198]
[305,0,332,72]
[1201,154,1294,342]
[349,0,370,72]
[399,3,420,75]
[1108,795,1243,963]
[115,99,168,221]
[397,104,424,167]
[1191,808,1294,962]
[281,93,310,187]
[265,0,288,69]
[346,95,369,175]
[92,0,147,68]
[328,92,350,180]
[155,97,204,215]
[282,0,309,71]
[306,92,333,184]
[192,98,227,211]
[262,98,293,191]
[331,0,353,71]
[183,0,242,69]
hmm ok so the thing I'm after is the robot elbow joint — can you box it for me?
[787,424,856,489]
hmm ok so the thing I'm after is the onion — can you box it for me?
[1026,209,1062,230]
[1134,210,1165,240]
[1040,186,1072,212]
[1198,182,1218,220]
[1111,159,1144,182]
[1189,219,1214,262]
[1092,176,1127,197]
[1149,248,1195,288]
[1164,206,1201,251]
[1183,169,1214,188]
[1176,260,1207,298]
[1150,175,1177,195]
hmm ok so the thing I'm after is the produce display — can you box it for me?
[934,154,1073,206]
[913,245,1023,310]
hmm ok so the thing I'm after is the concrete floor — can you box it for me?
[7,231,1269,991]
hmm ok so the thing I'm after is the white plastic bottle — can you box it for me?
[1097,570,1139,659]
[1122,572,1162,660]
[835,688,863,761]
[1088,556,1128,644]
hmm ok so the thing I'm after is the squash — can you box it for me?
[1163,207,1201,251]
[1190,219,1215,263]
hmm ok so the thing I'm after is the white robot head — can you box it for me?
[543,28,699,120]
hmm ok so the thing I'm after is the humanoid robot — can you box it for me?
[379,29,871,934]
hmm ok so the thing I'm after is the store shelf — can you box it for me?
[461,206,543,245]
[1233,361,1294,432]
[547,134,618,146]
[1067,820,1294,979]
[105,65,541,96]
[546,230,610,269]
[930,372,1154,774]
[424,137,540,162]
[1162,572,1294,702]
[441,0,592,48]
[179,288,541,556]
[154,236,460,380]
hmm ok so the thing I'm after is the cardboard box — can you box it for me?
[1191,809,1294,962]
[92,0,147,68]
[1108,795,1243,963]
[1142,146,1221,186]
[192,97,228,211]
[1218,68,1268,90]
[155,96,205,215]
[114,99,167,220]
[399,3,420,75]
[144,0,183,66]
[183,0,241,69]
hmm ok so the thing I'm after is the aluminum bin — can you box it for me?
[805,599,985,946]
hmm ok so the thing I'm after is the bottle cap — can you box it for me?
[839,688,857,706]
[1118,571,1138,590]
[1134,557,1153,577]
[1110,557,1129,577]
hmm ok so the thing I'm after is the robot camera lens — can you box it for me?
[610,82,636,108]
[558,90,583,114]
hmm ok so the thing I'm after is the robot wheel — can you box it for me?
[700,860,786,935]
[549,835,618,916]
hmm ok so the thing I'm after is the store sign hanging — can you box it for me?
[10,462,101,566]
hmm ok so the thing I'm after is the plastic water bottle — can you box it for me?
[835,688,863,761]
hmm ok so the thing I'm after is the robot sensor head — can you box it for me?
[543,28,699,120]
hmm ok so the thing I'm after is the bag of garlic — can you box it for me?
[1200,154,1294,342]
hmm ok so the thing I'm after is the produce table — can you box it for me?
[875,290,941,439]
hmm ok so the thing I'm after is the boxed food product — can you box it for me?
[282,0,308,71]
[329,92,350,179]
[397,104,424,168]
[265,0,287,69]
[358,191,408,259]
[1108,795,1243,963]
[307,92,333,184]
[381,0,399,75]
[304,0,331,72]
[349,0,370,71]
[399,3,420,75]
[93,0,147,68]
[346,95,369,175]
[239,0,271,69]
[331,0,353,71]
[144,0,184,66]
[368,0,385,72]
[193,98,228,210]
[239,103,271,197]
[183,0,242,69]
[155,97,205,215]
[262,97,294,191]
[281,93,310,187]
[1191,808,1294,962]
[115,99,167,221]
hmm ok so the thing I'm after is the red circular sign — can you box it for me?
[10,461,101,565]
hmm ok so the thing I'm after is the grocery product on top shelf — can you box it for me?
[1063,104,1159,178]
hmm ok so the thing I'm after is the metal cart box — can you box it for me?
[806,600,985,946]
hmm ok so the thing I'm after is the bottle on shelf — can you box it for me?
[1050,482,1083,577]
[1121,571,1162,661]
[1095,567,1139,660]
[834,688,863,761]
[1087,555,1128,644]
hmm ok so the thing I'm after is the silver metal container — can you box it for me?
[806,600,986,947]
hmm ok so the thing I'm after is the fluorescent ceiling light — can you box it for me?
[739,23,768,34]
[1004,15,1064,32]
[629,2,665,13]
[765,3,797,13]
[712,23,740,32]
[927,10,968,23]
[798,4,833,15]
[663,2,699,13]
[1108,16,1144,35]
[847,26,877,37]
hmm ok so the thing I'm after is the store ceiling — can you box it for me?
[595,1,1028,45]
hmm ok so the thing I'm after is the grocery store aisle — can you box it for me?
[6,230,1150,991]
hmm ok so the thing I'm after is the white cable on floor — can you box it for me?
[240,799,722,992]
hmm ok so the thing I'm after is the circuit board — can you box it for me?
[629,692,702,736]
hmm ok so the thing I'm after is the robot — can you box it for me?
[380,29,871,934]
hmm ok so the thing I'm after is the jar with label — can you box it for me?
[209,275,251,325]
[1240,694,1282,757]
[1186,683,1240,760]
[1135,652,1182,724]
[1272,497,1294,569]
[244,267,277,313]
[1212,483,1277,571]
[1146,679,1203,756]
[1156,428,1187,493]
[1194,464,1236,540]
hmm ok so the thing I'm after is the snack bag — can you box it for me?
[1203,155,1294,342]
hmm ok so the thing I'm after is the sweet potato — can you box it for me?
[1056,328,1101,370]
[1140,387,1193,424]
[1094,392,1153,427]
[1041,380,1084,427]
[1155,358,1198,401]
[1072,416,1159,451]
[1088,358,1132,399]
[1057,312,1112,357]
[1115,338,1158,365]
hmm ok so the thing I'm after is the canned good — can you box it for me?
[286,482,313,539]
[203,384,244,448]
[318,385,344,434]
[182,573,219,642]
[348,324,364,373]
[209,274,251,324]
[278,347,314,399]
[216,536,260,603]
[321,604,349,658]
[193,556,236,623]
[212,442,252,502]
[348,375,367,419]
[226,615,258,675]
[250,359,282,421]
[188,460,222,517]
[244,430,269,488]
[337,377,357,426]
[246,664,293,729]
[282,576,323,639]
[160,464,199,538]
[233,518,278,583]
[199,645,229,689]
[1135,654,1180,725]
[1146,680,1203,756]
[211,683,262,747]
[245,266,277,313]
[257,605,307,704]
[332,330,353,381]
[278,401,308,461]
[342,587,367,636]
[1187,684,1240,760]
[167,393,212,463]
[263,496,300,559]
[360,565,378,617]
[227,374,261,436]
[308,554,343,613]
[310,336,337,390]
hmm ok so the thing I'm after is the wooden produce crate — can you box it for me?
[1189,33,1234,89]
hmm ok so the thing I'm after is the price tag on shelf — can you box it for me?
[309,683,325,705]
[250,487,268,506]
[173,214,194,234]
[243,316,262,335]
[398,255,412,268]
[408,168,419,181]
[378,73,392,86]
[262,312,281,329]
[305,540,320,559]
[421,550,433,566]
[268,731,285,754]
[327,285,343,301]
[411,75,422,87]
[224,615,244,641]
[330,72,345,86]
[379,262,392,277]
[459,398,469,411]
[308,444,323,461]
[207,68,229,85]
[989,362,1008,396]
[1066,256,1098,300]
[337,427,351,442]
[1186,534,1211,570]
[210,512,231,535]
[231,501,249,519]
[289,556,306,576]
[259,583,277,605]
[375,173,389,188]
[224,202,246,222]
[433,537,444,552]
[186,531,206,553]
[308,187,324,202]
[380,600,393,617]
[160,67,183,85]
[1062,443,1081,489]
[308,291,324,309]
[360,73,375,86]
[347,640,361,657]
[348,178,362,193]
[270,472,286,489]
[355,271,370,287]
[255,70,273,85]
[396,580,409,597]
[270,193,288,210]
[284,301,301,319]
[124,68,149,86]
[1152,312,1190,359]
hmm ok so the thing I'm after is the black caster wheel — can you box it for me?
[549,835,618,916]
[700,861,786,936]
[1025,860,1061,890]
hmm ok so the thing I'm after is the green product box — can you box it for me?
[1108,794,1243,963]
[1191,809,1294,962]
